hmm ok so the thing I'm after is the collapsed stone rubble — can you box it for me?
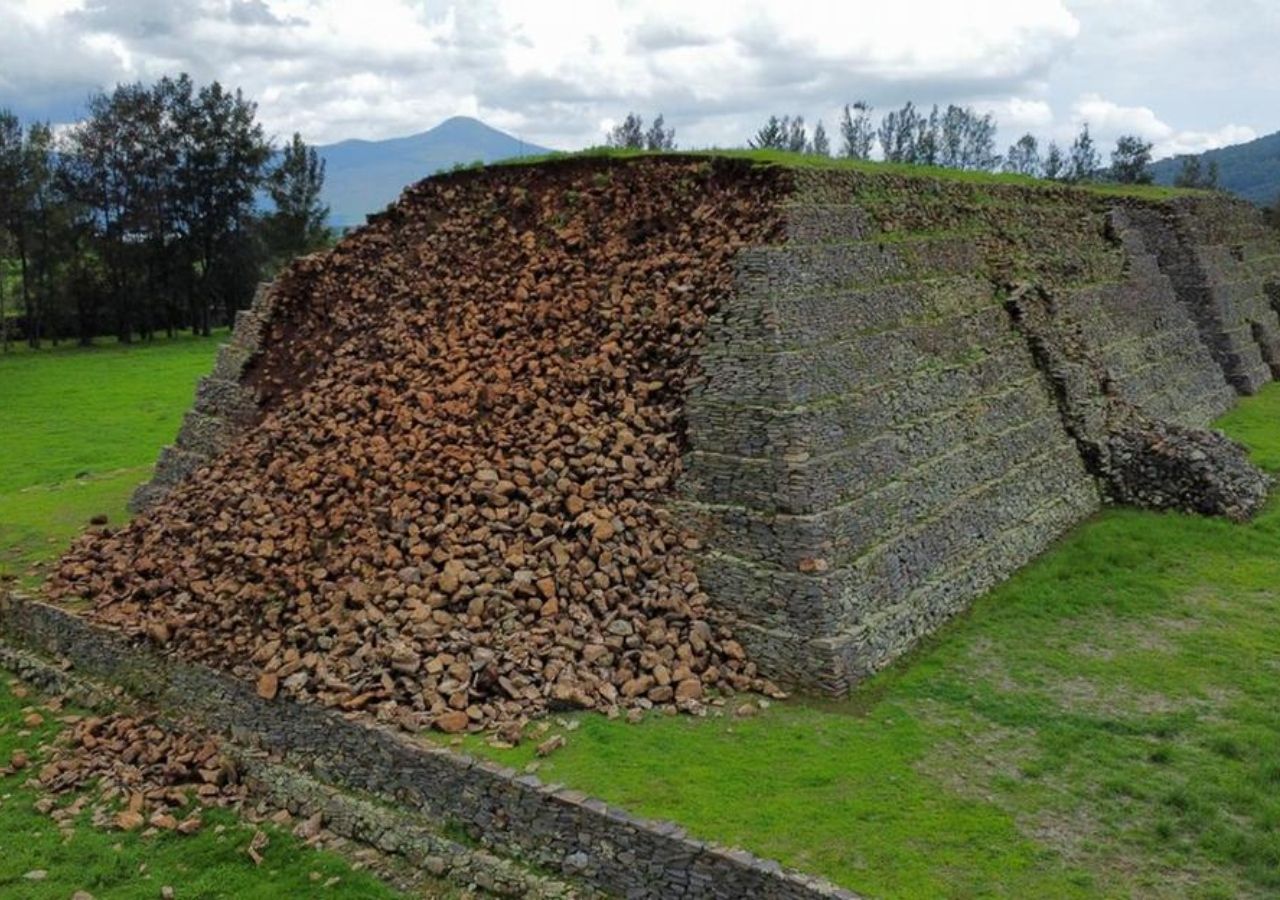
[50,158,788,733]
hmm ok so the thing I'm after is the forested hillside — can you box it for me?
[1151,131,1280,205]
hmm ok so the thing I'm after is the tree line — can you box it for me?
[605,113,677,151]
[610,103,1226,192]
[748,102,1153,185]
[0,73,330,350]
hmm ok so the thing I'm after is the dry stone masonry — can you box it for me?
[679,169,1279,691]
[43,157,1280,709]
[130,280,276,512]
[1125,198,1280,394]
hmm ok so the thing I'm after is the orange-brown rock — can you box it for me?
[433,710,471,734]
[116,810,145,831]
[256,673,279,701]
[48,157,785,733]
[35,710,246,825]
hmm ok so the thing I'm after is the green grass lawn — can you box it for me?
[464,389,1280,899]
[5,331,1280,898]
[0,673,404,899]
[0,333,225,584]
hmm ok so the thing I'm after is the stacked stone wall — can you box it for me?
[681,179,1093,690]
[128,282,274,512]
[1124,196,1280,393]
[681,171,1273,692]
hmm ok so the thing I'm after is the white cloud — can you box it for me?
[976,97,1055,132]
[1162,124,1258,157]
[1068,93,1257,158]
[0,0,1083,146]
[7,0,84,27]
[0,0,1270,160]
[1069,94,1167,140]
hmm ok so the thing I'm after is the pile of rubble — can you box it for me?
[1106,422,1270,522]
[1005,283,1270,522]
[26,710,243,833]
[49,157,788,734]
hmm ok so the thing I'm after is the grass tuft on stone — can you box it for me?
[489,147,1193,200]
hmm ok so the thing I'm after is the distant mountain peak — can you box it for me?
[433,115,491,129]
[316,117,550,227]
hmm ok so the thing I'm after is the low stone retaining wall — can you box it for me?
[0,638,579,898]
[238,754,582,898]
[0,593,858,900]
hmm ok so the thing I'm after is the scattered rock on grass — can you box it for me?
[34,710,246,833]
[535,734,566,757]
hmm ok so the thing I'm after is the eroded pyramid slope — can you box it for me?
[53,158,789,733]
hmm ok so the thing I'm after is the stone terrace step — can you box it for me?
[735,235,984,296]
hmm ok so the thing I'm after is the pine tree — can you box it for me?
[1110,134,1154,184]
[265,132,330,265]
[1043,141,1065,180]
[1066,123,1100,183]
[810,120,829,156]
[1205,159,1220,190]
[644,114,675,151]
[838,102,874,160]
[21,121,63,345]
[750,115,787,150]
[878,102,920,163]
[0,110,21,351]
[961,111,1000,171]
[1173,155,1203,188]
[785,116,807,153]
[607,113,645,149]
[1004,133,1041,177]
[915,106,940,166]
[171,79,272,333]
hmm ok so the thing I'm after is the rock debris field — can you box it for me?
[50,158,789,735]
[27,710,242,834]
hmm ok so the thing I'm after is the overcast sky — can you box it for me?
[1,0,1274,159]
